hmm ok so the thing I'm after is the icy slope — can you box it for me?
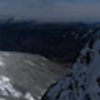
[0,52,66,100]
[42,32,100,100]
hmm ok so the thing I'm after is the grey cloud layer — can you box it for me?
[0,0,100,22]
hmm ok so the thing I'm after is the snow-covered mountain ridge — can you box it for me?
[41,31,100,100]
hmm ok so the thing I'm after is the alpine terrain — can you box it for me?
[42,31,100,100]
[0,52,67,100]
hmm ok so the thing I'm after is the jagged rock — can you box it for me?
[41,32,100,100]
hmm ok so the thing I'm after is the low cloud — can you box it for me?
[0,0,100,22]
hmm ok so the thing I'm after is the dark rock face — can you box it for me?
[41,32,100,100]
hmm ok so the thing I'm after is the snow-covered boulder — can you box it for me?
[42,32,100,100]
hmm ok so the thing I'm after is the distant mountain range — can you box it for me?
[0,18,99,62]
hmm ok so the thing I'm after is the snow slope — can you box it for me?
[0,52,67,100]
[42,32,100,100]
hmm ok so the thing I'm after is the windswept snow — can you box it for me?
[42,31,100,100]
[0,52,67,100]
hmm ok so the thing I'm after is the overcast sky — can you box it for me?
[0,0,100,22]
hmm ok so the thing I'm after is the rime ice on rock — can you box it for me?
[42,32,100,100]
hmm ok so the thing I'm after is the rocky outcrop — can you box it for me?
[41,32,100,100]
